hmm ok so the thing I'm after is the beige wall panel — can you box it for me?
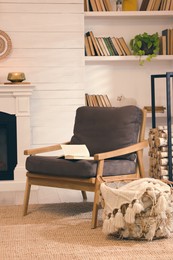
[1,49,84,67]
[0,3,83,13]
[31,103,77,114]
[32,83,84,91]
[31,105,80,125]
[32,123,75,145]
[32,90,84,99]
[6,48,84,59]
[0,14,83,32]
[8,32,83,48]
[1,0,82,3]
[31,99,85,113]
[0,67,84,83]
[31,109,79,144]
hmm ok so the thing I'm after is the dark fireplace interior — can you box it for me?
[0,112,17,180]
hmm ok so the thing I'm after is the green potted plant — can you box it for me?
[130,32,160,65]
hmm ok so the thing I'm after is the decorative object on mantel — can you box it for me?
[0,30,12,60]
[130,32,160,65]
[7,72,26,83]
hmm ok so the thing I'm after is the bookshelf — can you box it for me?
[84,11,173,60]
[85,10,173,18]
[85,55,173,62]
[84,7,173,109]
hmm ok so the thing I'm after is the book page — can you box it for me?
[60,144,94,160]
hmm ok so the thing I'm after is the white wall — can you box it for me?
[0,0,88,200]
[0,0,84,149]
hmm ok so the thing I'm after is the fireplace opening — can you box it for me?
[0,112,17,180]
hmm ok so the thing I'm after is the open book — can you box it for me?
[60,144,94,160]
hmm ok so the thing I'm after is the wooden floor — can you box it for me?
[0,187,94,205]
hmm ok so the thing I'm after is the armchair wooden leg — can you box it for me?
[23,177,31,216]
[91,159,104,229]
[91,184,100,229]
[137,150,145,178]
[81,191,87,201]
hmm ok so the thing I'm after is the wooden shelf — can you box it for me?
[84,11,173,18]
[85,55,173,62]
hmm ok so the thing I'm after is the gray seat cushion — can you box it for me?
[26,156,136,178]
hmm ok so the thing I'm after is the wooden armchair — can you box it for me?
[23,106,148,228]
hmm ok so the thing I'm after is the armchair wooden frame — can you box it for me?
[23,109,148,229]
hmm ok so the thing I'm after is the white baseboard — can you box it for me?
[0,181,38,191]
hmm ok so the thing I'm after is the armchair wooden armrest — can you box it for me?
[24,142,70,155]
[94,140,148,161]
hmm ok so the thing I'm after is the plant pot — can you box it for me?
[141,42,155,55]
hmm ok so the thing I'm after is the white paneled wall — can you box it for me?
[0,0,84,147]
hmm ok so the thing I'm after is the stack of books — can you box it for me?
[140,0,173,11]
[160,28,173,55]
[85,31,131,56]
[84,0,113,11]
[85,94,112,107]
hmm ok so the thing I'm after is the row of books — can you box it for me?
[85,93,112,107]
[160,28,173,55]
[140,0,173,11]
[85,31,132,56]
[84,0,113,12]
[85,0,173,11]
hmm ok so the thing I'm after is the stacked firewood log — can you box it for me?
[148,126,173,180]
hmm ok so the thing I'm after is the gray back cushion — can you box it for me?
[70,106,142,159]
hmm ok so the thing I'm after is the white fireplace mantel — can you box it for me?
[0,84,35,191]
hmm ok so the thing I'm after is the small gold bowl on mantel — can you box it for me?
[7,72,26,83]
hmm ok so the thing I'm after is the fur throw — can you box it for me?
[100,178,173,241]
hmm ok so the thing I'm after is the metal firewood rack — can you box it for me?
[151,72,173,181]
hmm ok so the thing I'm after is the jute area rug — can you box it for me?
[0,202,173,260]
